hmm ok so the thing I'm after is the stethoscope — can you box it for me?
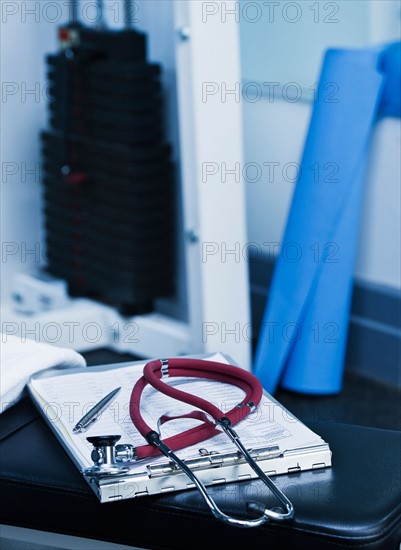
[85,358,294,528]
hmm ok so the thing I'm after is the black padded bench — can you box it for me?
[1,394,400,549]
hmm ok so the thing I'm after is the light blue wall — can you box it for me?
[239,0,401,290]
[240,0,371,88]
[1,4,68,301]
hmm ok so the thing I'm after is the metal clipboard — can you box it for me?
[28,353,332,504]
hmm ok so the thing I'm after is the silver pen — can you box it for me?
[72,387,121,434]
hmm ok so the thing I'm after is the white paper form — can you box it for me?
[29,353,326,471]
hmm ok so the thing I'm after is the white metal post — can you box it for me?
[174,1,252,370]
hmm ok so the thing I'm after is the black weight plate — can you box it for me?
[47,88,163,113]
[49,113,164,133]
[49,118,164,145]
[49,121,165,145]
[85,254,177,274]
[42,208,170,238]
[41,161,173,191]
[85,261,175,282]
[89,164,171,181]
[49,105,164,127]
[44,235,174,271]
[42,154,172,181]
[41,166,171,191]
[47,55,160,79]
[44,252,174,304]
[84,230,174,256]
[42,203,87,219]
[45,250,174,289]
[47,89,162,111]
[45,239,174,274]
[76,146,171,172]
[42,183,88,202]
[45,251,88,274]
[81,238,171,258]
[83,77,161,97]
[49,107,163,130]
[45,241,89,261]
[43,206,172,236]
[76,28,147,64]
[86,210,174,234]
[41,145,172,174]
[44,223,88,243]
[89,178,173,201]
[42,173,172,202]
[47,81,162,107]
[90,185,172,211]
[47,81,161,107]
[41,145,171,173]
[88,159,173,181]
[81,155,172,178]
[44,211,173,242]
[41,130,172,162]
[41,167,90,186]
[43,176,172,207]
[47,242,174,274]
[43,201,87,220]
[43,190,172,224]
[45,238,173,268]
[86,211,174,236]
[86,61,161,80]
[83,228,174,251]
[48,72,161,97]
[47,65,161,86]
[85,260,175,287]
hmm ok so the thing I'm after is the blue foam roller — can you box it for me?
[253,43,400,395]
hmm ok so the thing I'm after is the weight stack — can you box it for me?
[41,25,175,315]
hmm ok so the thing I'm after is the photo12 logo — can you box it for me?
[1,1,140,25]
[2,162,43,184]
[201,161,340,184]
[202,320,340,345]
[202,2,340,24]
[202,81,340,104]
[1,320,140,346]
[2,82,53,104]
[201,241,340,265]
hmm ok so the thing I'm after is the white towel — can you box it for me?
[0,334,87,412]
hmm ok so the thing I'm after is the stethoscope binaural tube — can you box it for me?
[130,358,261,453]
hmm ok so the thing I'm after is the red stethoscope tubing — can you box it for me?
[129,358,263,460]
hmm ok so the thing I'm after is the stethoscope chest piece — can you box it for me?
[84,435,131,477]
